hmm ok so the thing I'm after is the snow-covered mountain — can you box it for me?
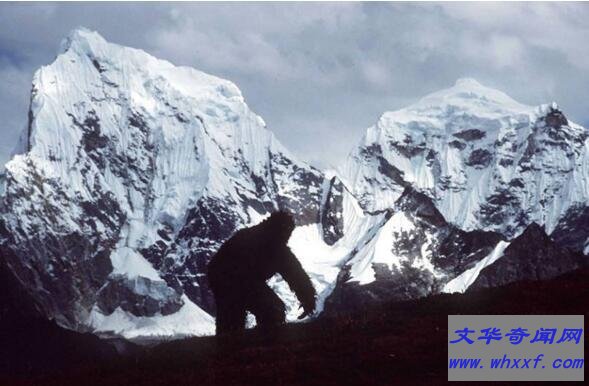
[0,29,328,338]
[326,78,588,308]
[0,30,586,340]
[343,78,589,240]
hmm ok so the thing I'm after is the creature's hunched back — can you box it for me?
[207,212,316,334]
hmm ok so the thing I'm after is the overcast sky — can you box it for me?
[1,2,588,168]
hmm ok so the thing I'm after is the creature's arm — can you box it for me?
[279,248,316,318]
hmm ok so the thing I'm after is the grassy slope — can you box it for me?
[5,268,588,386]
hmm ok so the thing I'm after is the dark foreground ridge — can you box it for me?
[2,267,588,386]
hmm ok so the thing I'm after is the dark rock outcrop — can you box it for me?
[321,177,345,245]
[551,204,589,255]
[469,223,586,290]
[325,187,504,313]
[0,252,120,377]
[96,275,184,317]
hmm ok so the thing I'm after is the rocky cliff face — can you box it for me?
[324,187,504,312]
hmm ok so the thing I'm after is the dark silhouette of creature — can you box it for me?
[207,212,316,335]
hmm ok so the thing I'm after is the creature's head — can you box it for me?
[263,211,295,244]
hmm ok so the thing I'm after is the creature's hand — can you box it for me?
[297,301,315,320]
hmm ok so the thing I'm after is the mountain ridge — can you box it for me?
[0,28,586,340]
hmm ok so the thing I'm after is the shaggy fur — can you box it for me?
[207,212,316,334]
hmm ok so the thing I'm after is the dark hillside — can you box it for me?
[3,267,588,386]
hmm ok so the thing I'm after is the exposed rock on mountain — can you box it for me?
[324,187,503,312]
[468,223,585,290]
[342,79,589,240]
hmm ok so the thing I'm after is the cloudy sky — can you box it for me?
[1,2,588,168]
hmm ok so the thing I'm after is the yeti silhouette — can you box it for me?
[207,212,316,334]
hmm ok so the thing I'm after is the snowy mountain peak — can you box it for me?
[344,78,589,239]
[59,27,109,55]
[54,27,245,108]
[330,81,588,311]
[360,80,533,150]
[0,29,326,338]
[412,78,531,117]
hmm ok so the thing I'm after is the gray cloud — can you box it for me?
[1,2,588,168]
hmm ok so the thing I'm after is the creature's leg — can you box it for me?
[246,284,286,329]
[214,292,246,335]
